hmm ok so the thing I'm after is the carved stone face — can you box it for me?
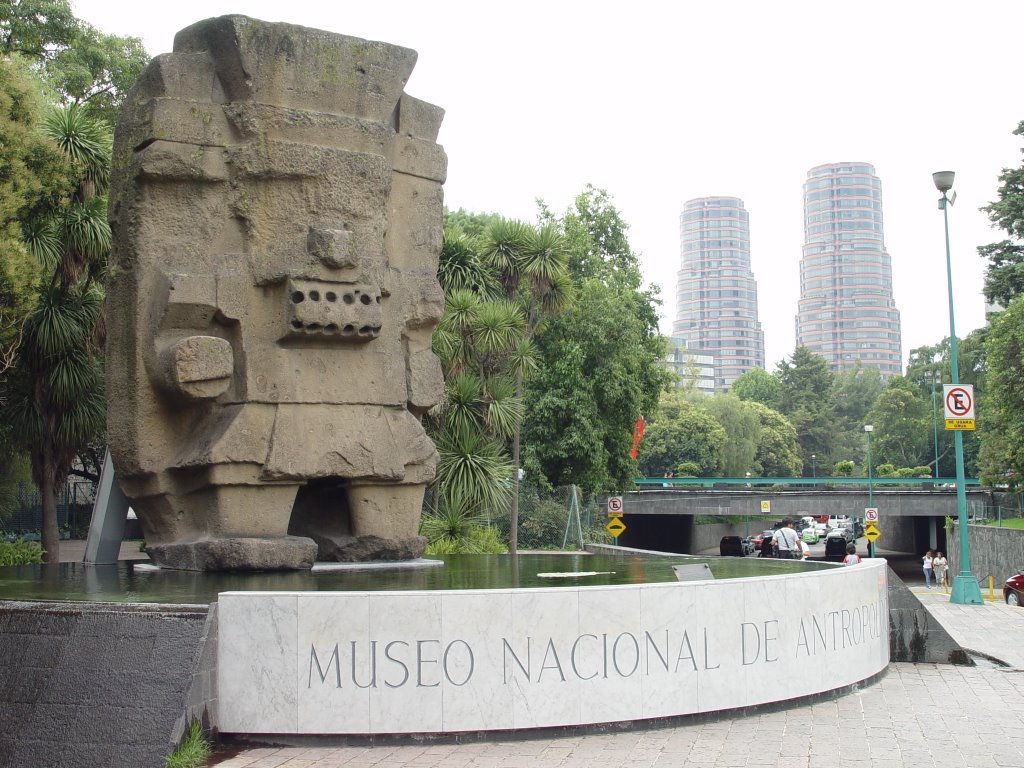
[286,279,382,341]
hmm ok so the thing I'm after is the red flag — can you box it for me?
[629,416,645,460]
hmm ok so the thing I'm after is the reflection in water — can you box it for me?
[0,553,829,605]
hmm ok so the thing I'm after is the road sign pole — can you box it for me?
[938,183,983,605]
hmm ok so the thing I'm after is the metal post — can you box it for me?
[931,373,940,479]
[939,184,983,604]
[865,427,874,558]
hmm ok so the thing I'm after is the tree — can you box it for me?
[978,120,1024,308]
[774,346,836,472]
[830,363,884,471]
[636,395,725,477]
[979,295,1024,488]
[730,367,780,409]
[1,0,148,124]
[865,377,931,470]
[3,103,110,563]
[525,187,669,495]
[0,56,71,376]
[746,401,802,477]
[703,395,758,476]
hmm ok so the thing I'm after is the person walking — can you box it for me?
[933,551,949,590]
[798,538,811,561]
[771,518,800,559]
[843,543,862,565]
[922,550,935,588]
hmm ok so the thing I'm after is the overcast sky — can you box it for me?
[72,0,1024,369]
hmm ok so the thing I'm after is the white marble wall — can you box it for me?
[217,560,889,734]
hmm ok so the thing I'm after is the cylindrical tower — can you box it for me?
[796,163,902,376]
[673,196,765,391]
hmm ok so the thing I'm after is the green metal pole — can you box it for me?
[866,431,874,558]
[931,376,940,479]
[941,192,983,604]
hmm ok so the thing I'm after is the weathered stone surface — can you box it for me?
[304,533,427,562]
[146,536,318,572]
[107,16,445,570]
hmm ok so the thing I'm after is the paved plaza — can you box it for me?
[211,585,1024,768]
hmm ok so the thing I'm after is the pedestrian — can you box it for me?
[922,550,934,588]
[933,551,949,590]
[771,518,800,559]
[798,538,811,560]
[843,543,861,565]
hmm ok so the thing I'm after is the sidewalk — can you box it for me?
[211,594,1024,768]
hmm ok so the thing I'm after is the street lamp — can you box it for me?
[929,362,941,479]
[933,170,983,604]
[864,425,874,558]
[811,454,816,481]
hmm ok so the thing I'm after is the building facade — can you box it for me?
[673,197,765,391]
[663,336,715,394]
[796,163,902,376]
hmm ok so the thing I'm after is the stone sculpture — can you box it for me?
[106,16,446,571]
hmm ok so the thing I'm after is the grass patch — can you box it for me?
[980,517,1024,529]
[165,720,211,768]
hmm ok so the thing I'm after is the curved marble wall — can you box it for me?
[217,559,889,734]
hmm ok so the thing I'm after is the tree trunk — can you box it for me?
[509,371,523,556]
[40,450,60,565]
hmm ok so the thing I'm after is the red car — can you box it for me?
[1005,571,1024,606]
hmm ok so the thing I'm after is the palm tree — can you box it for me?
[478,220,571,554]
[5,104,110,563]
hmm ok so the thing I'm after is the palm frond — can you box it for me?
[42,104,112,194]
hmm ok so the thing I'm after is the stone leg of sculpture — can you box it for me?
[326,482,427,561]
[145,480,317,571]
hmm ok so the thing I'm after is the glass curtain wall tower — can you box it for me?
[796,163,902,376]
[673,197,765,391]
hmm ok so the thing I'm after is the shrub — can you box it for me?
[0,541,44,566]
[165,720,211,768]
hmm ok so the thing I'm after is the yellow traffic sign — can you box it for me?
[864,521,879,534]
[605,518,626,538]
[760,500,771,512]
[864,527,881,543]
[945,418,976,431]
[607,510,623,519]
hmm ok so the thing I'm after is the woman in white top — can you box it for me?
[932,551,949,589]
[922,550,935,588]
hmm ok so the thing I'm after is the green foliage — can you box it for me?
[1,0,148,124]
[637,394,726,477]
[0,540,44,565]
[164,719,211,768]
[834,460,854,476]
[703,396,758,476]
[746,401,803,477]
[676,461,701,477]
[525,187,669,495]
[730,367,781,408]
[980,294,1024,487]
[0,453,31,521]
[979,120,1024,307]
[775,346,836,472]
[875,463,897,477]
[866,376,931,469]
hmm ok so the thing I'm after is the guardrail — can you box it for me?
[634,477,981,488]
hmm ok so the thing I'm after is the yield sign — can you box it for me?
[605,518,626,538]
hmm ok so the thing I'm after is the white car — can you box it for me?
[826,529,849,543]
[815,523,828,538]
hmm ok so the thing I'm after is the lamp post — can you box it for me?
[930,365,940,479]
[811,454,816,482]
[933,170,983,604]
[864,425,874,558]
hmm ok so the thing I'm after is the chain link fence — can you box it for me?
[0,480,96,541]
[490,484,612,550]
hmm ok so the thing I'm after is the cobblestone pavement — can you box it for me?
[211,592,1024,768]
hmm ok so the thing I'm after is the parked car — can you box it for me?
[719,536,745,557]
[824,536,848,562]
[755,530,777,557]
[741,536,757,555]
[1004,570,1024,606]
[801,528,819,544]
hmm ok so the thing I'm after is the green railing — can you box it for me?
[634,477,981,489]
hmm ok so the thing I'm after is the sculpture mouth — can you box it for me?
[285,279,382,342]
